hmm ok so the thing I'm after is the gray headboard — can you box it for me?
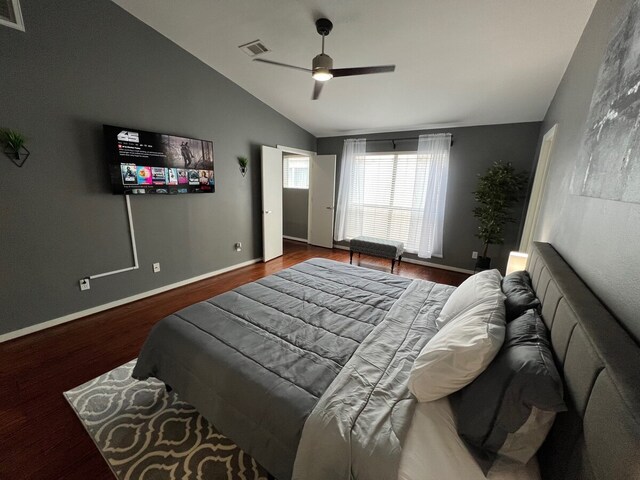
[527,242,640,480]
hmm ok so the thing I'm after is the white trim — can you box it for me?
[89,196,139,280]
[333,244,474,274]
[0,0,25,31]
[276,145,316,157]
[0,257,262,344]
[307,154,314,244]
[520,124,557,253]
[283,235,308,243]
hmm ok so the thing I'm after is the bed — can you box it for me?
[133,243,640,480]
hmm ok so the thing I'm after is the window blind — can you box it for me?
[342,153,431,253]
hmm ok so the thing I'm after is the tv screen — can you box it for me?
[104,125,215,195]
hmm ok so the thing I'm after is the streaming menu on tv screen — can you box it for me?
[104,125,215,195]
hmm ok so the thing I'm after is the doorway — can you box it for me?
[283,153,311,243]
[519,124,557,253]
[261,145,336,262]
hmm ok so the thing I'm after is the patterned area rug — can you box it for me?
[64,360,269,480]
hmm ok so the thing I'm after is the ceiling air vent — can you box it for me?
[239,40,270,57]
[0,0,24,31]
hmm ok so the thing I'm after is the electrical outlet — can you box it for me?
[235,242,242,252]
[153,262,161,273]
[472,251,478,259]
[79,278,90,291]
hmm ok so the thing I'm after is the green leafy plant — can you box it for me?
[473,161,528,258]
[237,156,248,177]
[0,129,26,153]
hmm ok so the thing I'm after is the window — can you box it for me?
[341,153,432,252]
[335,134,450,258]
[283,155,309,189]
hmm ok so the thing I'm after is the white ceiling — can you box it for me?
[112,0,596,138]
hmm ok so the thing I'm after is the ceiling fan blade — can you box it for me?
[253,58,312,73]
[330,65,396,77]
[312,81,324,100]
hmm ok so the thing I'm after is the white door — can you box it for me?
[308,154,337,248]
[261,146,283,262]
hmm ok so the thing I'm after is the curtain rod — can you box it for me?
[365,134,454,149]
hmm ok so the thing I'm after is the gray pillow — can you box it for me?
[501,271,541,321]
[451,310,566,472]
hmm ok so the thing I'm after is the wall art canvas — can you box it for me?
[572,0,640,203]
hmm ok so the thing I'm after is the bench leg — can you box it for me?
[398,255,402,264]
[350,250,353,264]
[391,258,396,273]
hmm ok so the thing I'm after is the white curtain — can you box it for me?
[334,138,366,241]
[417,133,451,258]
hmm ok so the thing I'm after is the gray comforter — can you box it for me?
[132,258,420,480]
[293,278,455,479]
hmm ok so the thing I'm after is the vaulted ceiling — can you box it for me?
[113,0,597,137]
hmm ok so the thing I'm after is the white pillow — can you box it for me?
[408,296,506,402]
[437,269,503,329]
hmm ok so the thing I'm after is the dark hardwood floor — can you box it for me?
[0,240,467,479]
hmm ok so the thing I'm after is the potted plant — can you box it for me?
[1,129,30,167]
[472,161,528,270]
[237,156,248,177]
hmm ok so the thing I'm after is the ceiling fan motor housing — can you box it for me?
[313,53,333,71]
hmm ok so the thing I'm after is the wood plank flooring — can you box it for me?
[0,240,467,479]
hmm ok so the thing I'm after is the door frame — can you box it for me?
[277,145,317,245]
[277,145,316,157]
[519,124,558,253]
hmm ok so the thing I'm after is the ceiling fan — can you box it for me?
[254,18,396,100]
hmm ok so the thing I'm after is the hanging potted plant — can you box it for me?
[473,161,528,270]
[237,156,248,177]
[1,129,30,167]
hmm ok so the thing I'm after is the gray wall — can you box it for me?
[0,0,315,336]
[318,123,541,273]
[533,0,640,343]
[283,189,309,240]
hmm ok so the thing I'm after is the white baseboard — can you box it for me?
[333,244,474,274]
[283,235,308,243]
[0,257,263,344]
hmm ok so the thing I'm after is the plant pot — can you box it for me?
[4,145,30,168]
[240,166,247,177]
[475,256,491,270]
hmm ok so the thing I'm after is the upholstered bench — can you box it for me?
[349,236,404,273]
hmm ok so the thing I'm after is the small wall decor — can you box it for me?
[0,0,25,32]
[572,0,640,203]
[237,156,248,177]
[1,128,30,167]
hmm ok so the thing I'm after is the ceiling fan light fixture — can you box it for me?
[312,68,333,81]
[312,53,333,81]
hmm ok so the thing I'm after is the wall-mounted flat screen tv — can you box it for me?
[104,125,215,195]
